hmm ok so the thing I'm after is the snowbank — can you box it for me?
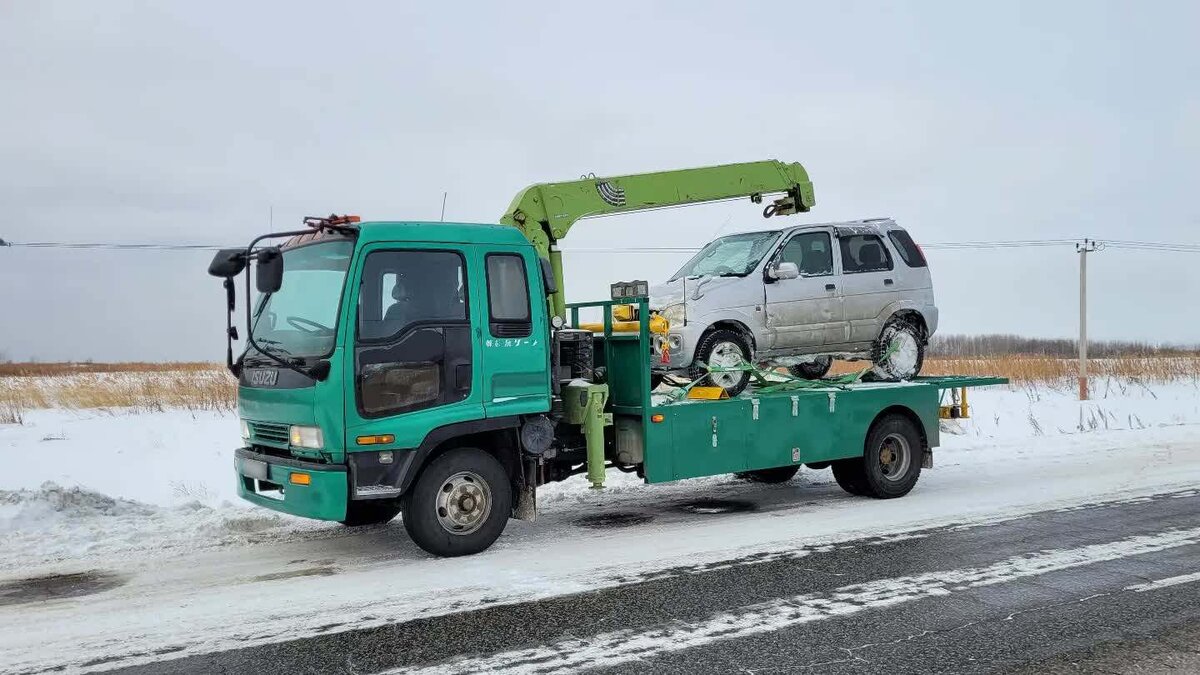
[0,379,1196,570]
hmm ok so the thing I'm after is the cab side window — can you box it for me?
[485,254,532,337]
[355,249,471,417]
[779,232,833,276]
[839,234,893,274]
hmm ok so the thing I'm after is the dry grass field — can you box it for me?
[1,356,1197,423]
[831,355,1200,384]
[0,367,236,423]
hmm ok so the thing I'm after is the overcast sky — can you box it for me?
[1,1,1197,361]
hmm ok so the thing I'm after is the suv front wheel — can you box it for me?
[691,329,753,397]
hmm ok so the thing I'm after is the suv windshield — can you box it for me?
[250,240,354,359]
[670,230,780,280]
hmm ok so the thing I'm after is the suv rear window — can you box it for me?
[887,230,927,268]
[839,234,893,274]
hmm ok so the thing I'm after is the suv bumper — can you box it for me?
[235,447,348,521]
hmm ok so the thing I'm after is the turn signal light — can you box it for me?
[651,414,665,423]
[356,434,395,445]
[289,472,311,486]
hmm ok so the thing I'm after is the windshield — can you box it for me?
[670,230,781,280]
[250,240,354,359]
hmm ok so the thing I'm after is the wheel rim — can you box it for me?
[434,471,492,535]
[877,433,912,482]
[707,341,747,389]
[885,330,919,377]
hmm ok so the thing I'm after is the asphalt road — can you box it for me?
[112,488,1200,675]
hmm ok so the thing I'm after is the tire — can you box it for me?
[871,319,924,381]
[402,447,512,557]
[736,465,800,483]
[788,356,833,380]
[858,414,923,498]
[690,329,753,397]
[832,459,869,496]
[339,499,402,526]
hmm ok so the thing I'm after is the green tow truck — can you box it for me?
[207,160,1005,556]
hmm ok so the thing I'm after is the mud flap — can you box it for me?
[922,448,933,469]
[512,458,537,522]
[513,482,536,521]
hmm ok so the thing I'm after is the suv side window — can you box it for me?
[779,231,833,276]
[355,249,471,417]
[887,230,928,267]
[839,234,893,274]
[485,254,532,337]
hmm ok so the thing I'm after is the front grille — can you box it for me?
[248,421,290,445]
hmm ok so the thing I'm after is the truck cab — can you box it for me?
[231,222,554,552]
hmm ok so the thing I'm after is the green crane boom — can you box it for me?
[499,160,815,318]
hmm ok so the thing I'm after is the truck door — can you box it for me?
[343,243,483,451]
[836,231,899,344]
[764,228,843,348]
[476,246,552,418]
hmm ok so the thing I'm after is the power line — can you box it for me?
[2,237,1199,253]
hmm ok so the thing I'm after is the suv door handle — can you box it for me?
[825,283,836,291]
[883,278,894,286]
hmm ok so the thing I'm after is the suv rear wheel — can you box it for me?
[871,318,924,381]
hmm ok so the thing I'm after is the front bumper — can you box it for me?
[235,447,348,521]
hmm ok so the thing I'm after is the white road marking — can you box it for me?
[393,526,1200,675]
[1125,570,1200,592]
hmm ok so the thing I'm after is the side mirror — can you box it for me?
[769,262,800,281]
[256,247,284,294]
[539,257,558,295]
[208,249,247,278]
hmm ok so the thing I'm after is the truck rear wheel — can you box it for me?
[402,447,512,557]
[832,460,869,495]
[736,465,800,483]
[340,499,402,526]
[834,414,923,499]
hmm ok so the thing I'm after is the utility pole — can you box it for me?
[440,192,448,222]
[1076,238,1098,400]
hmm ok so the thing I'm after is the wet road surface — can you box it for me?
[113,489,1200,674]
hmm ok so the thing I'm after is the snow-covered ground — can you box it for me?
[0,378,1198,672]
[1,379,1195,571]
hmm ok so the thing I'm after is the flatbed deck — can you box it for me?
[569,299,1008,484]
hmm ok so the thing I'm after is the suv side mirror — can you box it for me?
[768,262,800,281]
[256,247,284,294]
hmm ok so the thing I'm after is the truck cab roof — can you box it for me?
[355,221,533,247]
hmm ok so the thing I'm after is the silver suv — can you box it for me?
[649,218,937,395]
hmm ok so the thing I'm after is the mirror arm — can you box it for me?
[223,277,242,377]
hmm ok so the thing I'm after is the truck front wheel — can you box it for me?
[402,447,512,557]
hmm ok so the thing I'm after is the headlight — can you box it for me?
[289,425,325,449]
[240,419,251,440]
[657,303,686,325]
